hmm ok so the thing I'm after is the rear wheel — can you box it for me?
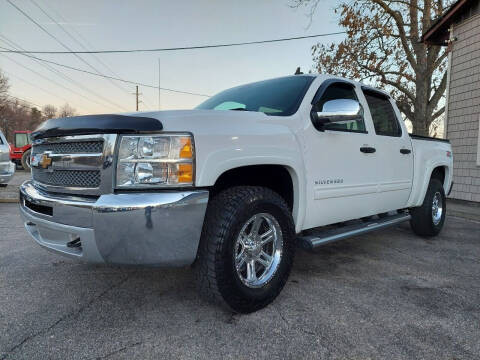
[410,178,446,237]
[21,149,31,171]
[195,186,295,313]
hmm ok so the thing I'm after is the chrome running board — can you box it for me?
[298,213,411,251]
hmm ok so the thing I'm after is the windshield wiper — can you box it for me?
[229,108,248,111]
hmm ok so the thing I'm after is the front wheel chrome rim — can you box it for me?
[432,192,443,225]
[234,213,283,288]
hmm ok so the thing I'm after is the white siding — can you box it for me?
[447,14,480,202]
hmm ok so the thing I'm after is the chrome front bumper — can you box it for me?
[0,161,15,183]
[19,180,209,266]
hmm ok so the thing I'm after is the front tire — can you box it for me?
[410,178,446,237]
[21,149,31,171]
[194,186,295,313]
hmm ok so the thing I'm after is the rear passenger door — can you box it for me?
[361,88,414,211]
[303,80,381,229]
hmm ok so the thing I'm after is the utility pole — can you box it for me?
[136,85,139,111]
[133,86,142,111]
[158,58,161,110]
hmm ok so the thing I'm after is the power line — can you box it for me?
[34,0,155,110]
[0,42,122,111]
[42,0,127,81]
[6,0,129,111]
[0,31,346,54]
[0,35,105,112]
[0,46,211,97]
[29,0,141,104]
[3,69,72,104]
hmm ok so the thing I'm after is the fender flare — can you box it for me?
[409,162,450,207]
[197,156,306,233]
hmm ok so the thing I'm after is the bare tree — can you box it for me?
[30,107,43,129]
[42,104,57,119]
[0,69,10,137]
[293,0,452,136]
[0,69,9,108]
[58,103,76,118]
[0,69,66,140]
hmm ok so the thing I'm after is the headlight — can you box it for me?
[116,134,194,188]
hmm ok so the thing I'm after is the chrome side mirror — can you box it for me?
[312,99,363,131]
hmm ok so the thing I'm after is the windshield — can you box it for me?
[15,133,31,147]
[196,76,314,116]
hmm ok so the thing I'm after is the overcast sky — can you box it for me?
[0,0,344,114]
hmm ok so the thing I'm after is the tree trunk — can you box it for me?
[412,75,430,136]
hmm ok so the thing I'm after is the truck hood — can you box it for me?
[126,109,273,135]
[31,110,274,140]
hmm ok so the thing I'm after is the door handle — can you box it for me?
[400,148,411,154]
[360,146,376,153]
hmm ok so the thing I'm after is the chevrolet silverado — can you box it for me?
[19,74,453,313]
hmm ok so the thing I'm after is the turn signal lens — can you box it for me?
[178,164,193,183]
[179,137,193,159]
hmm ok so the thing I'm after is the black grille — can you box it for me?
[32,169,100,188]
[33,141,103,155]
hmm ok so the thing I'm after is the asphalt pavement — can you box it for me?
[0,169,30,202]
[0,203,479,360]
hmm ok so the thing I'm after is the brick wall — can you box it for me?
[447,13,480,202]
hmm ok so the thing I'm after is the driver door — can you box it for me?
[302,80,381,229]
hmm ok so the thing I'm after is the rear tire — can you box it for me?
[410,178,446,237]
[21,149,31,171]
[194,186,295,313]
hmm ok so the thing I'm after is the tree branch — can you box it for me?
[381,77,416,102]
[429,49,449,75]
[388,0,424,11]
[382,71,415,82]
[396,101,415,121]
[432,106,445,120]
[428,71,448,112]
[370,0,417,68]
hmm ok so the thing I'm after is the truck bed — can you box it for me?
[410,134,450,143]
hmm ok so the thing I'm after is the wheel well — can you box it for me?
[211,165,294,210]
[431,166,446,187]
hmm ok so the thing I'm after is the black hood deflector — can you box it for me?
[31,114,163,140]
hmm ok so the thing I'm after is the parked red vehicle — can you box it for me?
[9,130,32,170]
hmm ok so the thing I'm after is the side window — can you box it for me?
[363,90,401,137]
[313,83,366,132]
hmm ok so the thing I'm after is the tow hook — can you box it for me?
[67,237,82,248]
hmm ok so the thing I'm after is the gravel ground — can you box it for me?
[0,203,479,360]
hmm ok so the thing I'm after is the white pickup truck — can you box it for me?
[20,74,453,313]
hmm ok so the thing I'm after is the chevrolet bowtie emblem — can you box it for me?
[32,153,53,169]
[39,154,52,169]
